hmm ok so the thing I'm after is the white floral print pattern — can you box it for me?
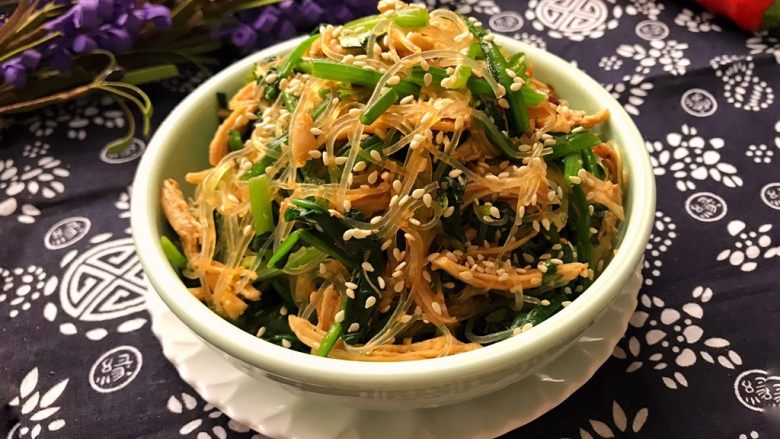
[598,55,623,71]
[424,0,500,15]
[625,0,663,19]
[646,124,741,191]
[0,147,70,224]
[563,401,649,439]
[616,40,690,76]
[115,186,132,234]
[7,368,69,438]
[167,392,259,438]
[739,432,760,439]
[674,8,722,33]
[613,286,743,390]
[716,221,779,272]
[745,144,773,164]
[745,31,780,57]
[710,55,775,111]
[0,265,58,318]
[512,32,547,50]
[603,73,653,116]
[643,211,676,286]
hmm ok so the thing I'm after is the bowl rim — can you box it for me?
[131,34,655,389]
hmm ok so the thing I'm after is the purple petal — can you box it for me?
[95,26,134,52]
[253,8,280,32]
[44,9,77,36]
[120,12,143,36]
[274,19,297,41]
[20,50,42,69]
[73,0,100,29]
[2,64,27,87]
[72,34,97,53]
[324,5,354,24]
[232,24,258,49]
[278,0,296,15]
[139,4,172,31]
[296,0,324,27]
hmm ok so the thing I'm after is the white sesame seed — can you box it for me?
[334,156,348,165]
[321,151,330,165]
[343,199,352,211]
[367,170,379,184]
[351,161,365,172]
[521,322,533,332]
[348,322,360,333]
[483,33,494,42]
[409,217,421,226]
[308,150,322,159]
[404,232,415,242]
[423,193,433,208]
[310,127,323,136]
[264,73,278,83]
[448,169,463,178]
[282,339,292,348]
[279,306,288,316]
[362,261,375,272]
[381,239,392,250]
[431,301,442,315]
[334,310,346,323]
[562,301,572,307]
[569,176,582,185]
[590,227,599,235]
[386,75,400,86]
[537,263,548,273]
[399,195,410,206]
[498,98,510,109]
[412,188,425,199]
[572,126,584,133]
[541,299,551,306]
[400,95,415,105]
[393,281,405,292]
[365,296,377,308]
[377,277,386,289]
[504,67,517,78]
[510,82,523,92]
[400,314,413,323]
[550,258,564,265]
[588,204,595,215]
[424,72,432,87]
[512,327,523,336]
[459,270,474,280]
[489,206,501,218]
[256,326,267,337]
[443,206,455,218]
[346,288,355,299]
[369,150,382,161]
[498,273,510,281]
[392,180,403,193]
[370,215,383,225]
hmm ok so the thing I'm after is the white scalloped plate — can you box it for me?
[148,264,641,439]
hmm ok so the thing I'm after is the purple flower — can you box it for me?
[20,51,42,69]
[95,25,134,52]
[232,24,258,50]
[1,62,27,87]
[72,34,97,53]
[136,4,172,31]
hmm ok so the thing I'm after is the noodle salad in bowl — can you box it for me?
[157,1,625,362]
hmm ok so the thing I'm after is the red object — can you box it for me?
[694,0,774,31]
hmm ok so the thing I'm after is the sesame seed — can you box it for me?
[348,322,360,333]
[400,95,415,105]
[348,108,361,117]
[448,169,463,178]
[381,239,392,250]
[370,150,382,161]
[243,224,253,236]
[365,296,377,308]
[405,232,415,241]
[308,150,322,159]
[454,31,470,42]
[422,270,432,282]
[264,73,278,83]
[459,271,474,280]
[537,263,548,273]
[377,277,386,289]
[281,339,292,348]
[550,258,564,265]
[335,310,345,322]
[400,314,412,323]
[498,273,510,281]
[399,195,410,206]
[424,72,432,87]
[352,161,367,172]
[392,180,403,193]
[564,286,573,295]
[389,194,399,207]
[279,306,288,316]
[443,206,455,218]
[412,188,425,199]
[367,171,379,184]
[482,215,494,223]
[346,288,355,299]
[423,193,433,207]
[362,261,375,272]
[569,176,582,185]
[590,227,599,235]
[562,301,572,307]
[409,217,421,226]
[572,126,584,133]
[505,67,517,78]
[521,322,533,332]
[386,75,400,86]
[512,327,523,336]
[394,280,405,292]
[334,156,348,165]
[588,205,595,215]
[256,326,267,337]
[483,33,494,42]
[370,215,383,225]
[310,127,323,136]
[541,299,551,306]
[395,261,407,271]
[489,206,501,218]
[431,301,442,315]
[343,199,352,211]
[345,282,358,290]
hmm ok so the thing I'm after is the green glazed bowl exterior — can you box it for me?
[131,35,655,409]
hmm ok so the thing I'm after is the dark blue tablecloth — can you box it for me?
[1,1,779,437]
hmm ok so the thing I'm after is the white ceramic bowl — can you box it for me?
[131,35,655,410]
